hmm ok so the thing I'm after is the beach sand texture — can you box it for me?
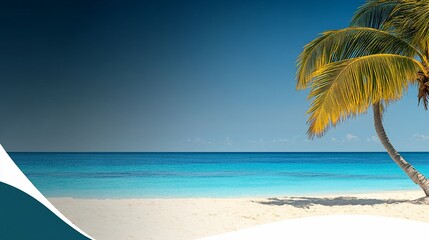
[49,190,429,240]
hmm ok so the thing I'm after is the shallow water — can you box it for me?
[9,152,429,198]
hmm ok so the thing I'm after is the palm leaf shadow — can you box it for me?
[254,196,416,209]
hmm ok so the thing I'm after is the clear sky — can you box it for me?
[0,0,428,152]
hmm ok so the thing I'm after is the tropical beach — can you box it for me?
[48,190,429,240]
[11,151,429,239]
[3,0,429,239]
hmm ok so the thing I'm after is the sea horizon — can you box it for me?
[9,152,429,199]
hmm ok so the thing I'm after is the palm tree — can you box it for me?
[296,0,429,197]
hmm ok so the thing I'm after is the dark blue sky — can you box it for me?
[1,0,427,152]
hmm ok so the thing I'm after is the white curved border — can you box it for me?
[0,145,93,239]
[199,215,429,240]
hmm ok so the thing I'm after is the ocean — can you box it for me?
[9,152,429,198]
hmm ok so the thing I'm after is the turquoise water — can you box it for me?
[9,152,429,198]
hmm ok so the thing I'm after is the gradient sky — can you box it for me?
[0,0,428,152]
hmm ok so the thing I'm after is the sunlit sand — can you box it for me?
[50,190,429,240]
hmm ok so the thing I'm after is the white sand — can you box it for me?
[49,190,429,240]
[199,215,429,240]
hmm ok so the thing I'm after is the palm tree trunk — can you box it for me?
[373,102,429,197]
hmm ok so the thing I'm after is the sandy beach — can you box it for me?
[49,190,429,240]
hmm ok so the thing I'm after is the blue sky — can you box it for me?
[0,0,428,152]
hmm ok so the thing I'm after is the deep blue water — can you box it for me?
[8,152,429,198]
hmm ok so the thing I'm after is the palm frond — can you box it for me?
[296,27,418,90]
[307,54,423,138]
[387,0,429,52]
[351,0,402,29]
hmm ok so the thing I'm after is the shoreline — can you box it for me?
[45,187,425,200]
[49,189,429,240]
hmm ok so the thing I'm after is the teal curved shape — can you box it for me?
[0,182,90,240]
